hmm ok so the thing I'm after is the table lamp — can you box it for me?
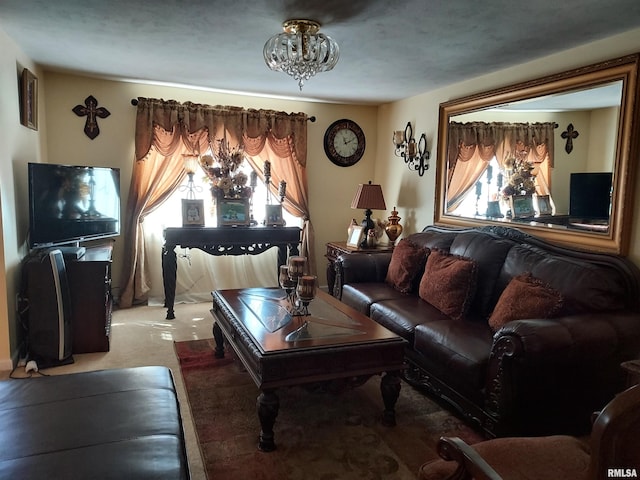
[351,181,386,248]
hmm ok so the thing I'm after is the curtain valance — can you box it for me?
[448,121,556,172]
[134,97,309,166]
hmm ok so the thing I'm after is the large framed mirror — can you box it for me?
[435,54,640,255]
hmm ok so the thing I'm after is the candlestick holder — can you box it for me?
[284,275,317,342]
[284,256,308,316]
[279,265,297,303]
[295,275,317,316]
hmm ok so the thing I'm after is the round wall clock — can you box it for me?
[323,119,366,167]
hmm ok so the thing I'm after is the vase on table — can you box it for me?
[385,207,403,245]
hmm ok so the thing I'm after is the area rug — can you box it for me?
[175,338,486,480]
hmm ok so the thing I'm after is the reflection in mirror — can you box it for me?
[447,82,621,232]
[435,54,639,254]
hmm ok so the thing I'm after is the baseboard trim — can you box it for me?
[1,357,14,371]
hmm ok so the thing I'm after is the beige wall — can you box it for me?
[375,27,640,265]
[0,29,46,369]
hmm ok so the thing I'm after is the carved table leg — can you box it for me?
[212,322,225,358]
[257,389,279,452]
[380,371,401,427]
[277,245,287,278]
[161,244,177,320]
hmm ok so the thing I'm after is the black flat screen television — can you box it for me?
[28,162,121,249]
[569,172,612,220]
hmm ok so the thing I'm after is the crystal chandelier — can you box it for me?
[263,19,340,90]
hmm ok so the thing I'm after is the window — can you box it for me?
[144,159,301,305]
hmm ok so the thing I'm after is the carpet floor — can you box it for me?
[175,338,486,480]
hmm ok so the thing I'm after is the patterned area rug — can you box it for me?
[174,338,485,480]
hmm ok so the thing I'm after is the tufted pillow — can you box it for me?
[489,273,564,331]
[385,239,430,293]
[418,248,478,320]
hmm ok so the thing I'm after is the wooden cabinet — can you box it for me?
[325,241,394,296]
[65,245,113,353]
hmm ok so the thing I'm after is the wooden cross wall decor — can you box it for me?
[72,95,111,139]
[560,123,579,154]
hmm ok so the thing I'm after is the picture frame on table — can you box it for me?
[510,194,535,219]
[486,200,503,218]
[20,68,38,130]
[536,195,553,215]
[347,225,364,248]
[216,198,250,226]
[181,199,205,227]
[265,204,285,226]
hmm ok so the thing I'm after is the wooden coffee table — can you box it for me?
[210,287,406,452]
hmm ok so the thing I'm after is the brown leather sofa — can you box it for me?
[334,225,640,437]
[0,366,190,479]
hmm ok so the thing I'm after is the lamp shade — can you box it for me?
[351,181,386,210]
[182,154,199,174]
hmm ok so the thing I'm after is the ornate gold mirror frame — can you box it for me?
[435,54,640,255]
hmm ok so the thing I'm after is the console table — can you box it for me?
[162,226,301,319]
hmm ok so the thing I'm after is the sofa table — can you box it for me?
[210,287,405,452]
[325,241,394,296]
[162,226,301,319]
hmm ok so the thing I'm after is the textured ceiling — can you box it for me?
[1,0,640,105]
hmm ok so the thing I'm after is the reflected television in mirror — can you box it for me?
[569,172,612,221]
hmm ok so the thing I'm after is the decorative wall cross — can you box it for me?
[560,123,579,154]
[72,95,110,139]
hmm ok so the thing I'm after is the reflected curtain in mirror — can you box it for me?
[434,53,640,254]
[446,121,556,212]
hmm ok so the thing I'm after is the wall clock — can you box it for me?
[323,119,366,167]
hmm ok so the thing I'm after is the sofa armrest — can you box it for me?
[333,252,393,298]
[493,312,640,359]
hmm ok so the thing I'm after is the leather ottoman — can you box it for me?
[0,366,189,479]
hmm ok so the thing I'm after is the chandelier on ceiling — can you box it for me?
[263,19,340,90]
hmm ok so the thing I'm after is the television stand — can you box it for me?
[23,245,113,354]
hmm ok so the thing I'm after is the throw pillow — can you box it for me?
[385,239,430,293]
[418,248,478,320]
[488,273,564,331]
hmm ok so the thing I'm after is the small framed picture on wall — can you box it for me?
[20,68,38,130]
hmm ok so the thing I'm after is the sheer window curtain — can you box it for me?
[446,122,556,212]
[119,98,312,308]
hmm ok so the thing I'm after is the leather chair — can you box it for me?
[418,384,640,480]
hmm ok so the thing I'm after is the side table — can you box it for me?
[325,241,394,296]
